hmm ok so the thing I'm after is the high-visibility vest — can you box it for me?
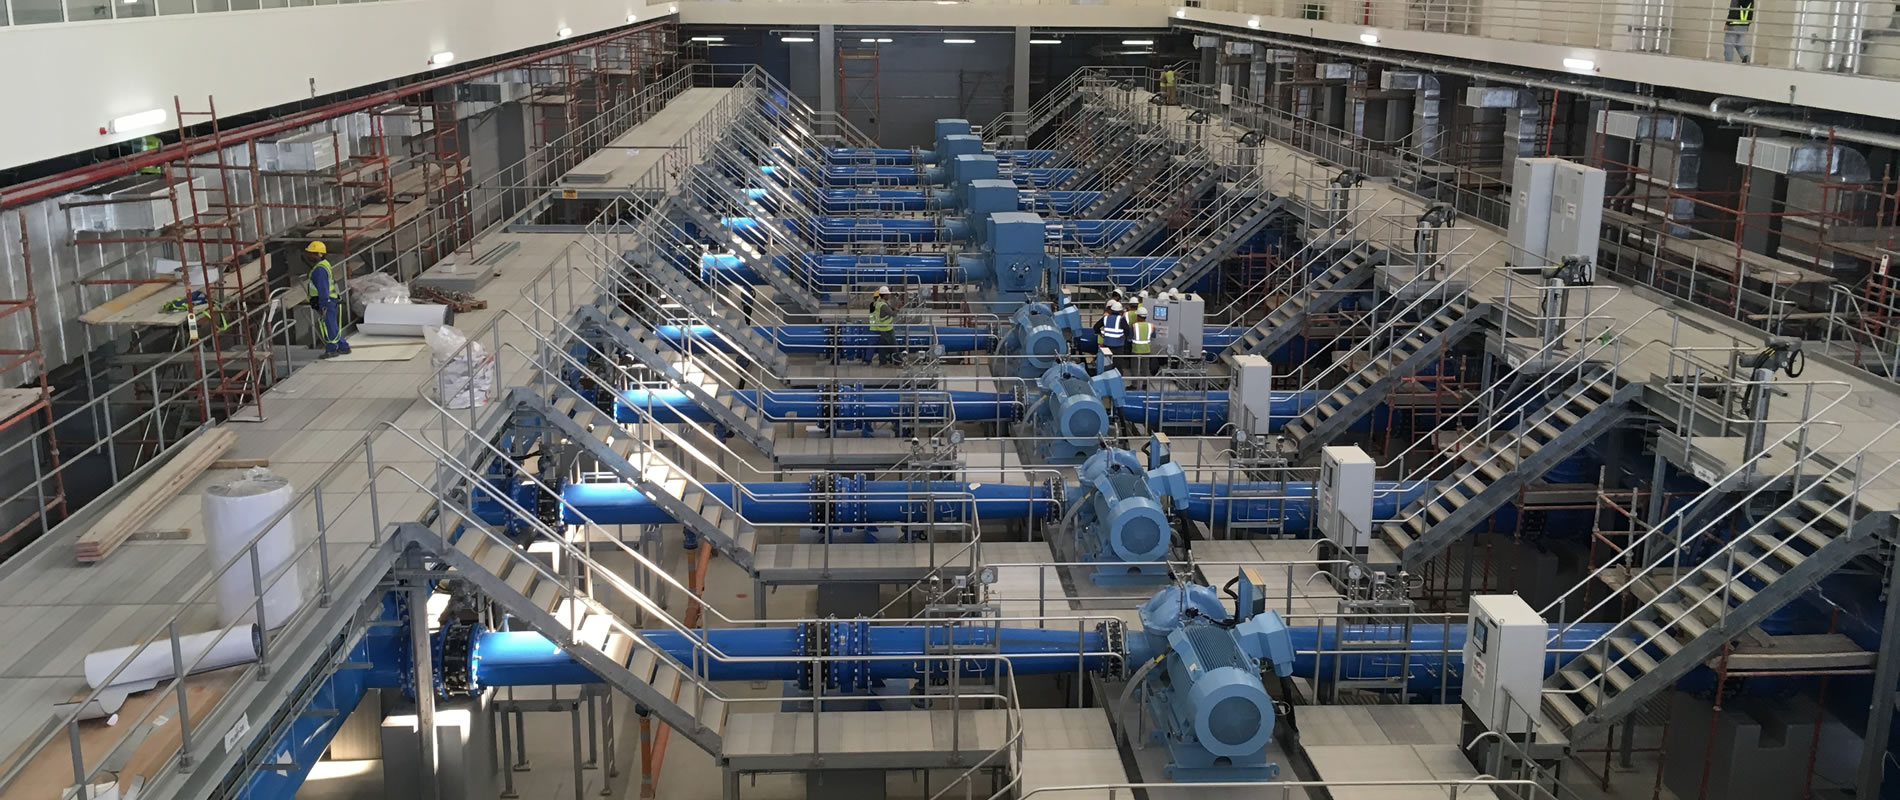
[869,299,895,332]
[1100,313,1126,347]
[1161,70,1177,88]
[1130,321,1153,354]
[140,136,163,175]
[305,260,340,300]
[1728,0,1753,24]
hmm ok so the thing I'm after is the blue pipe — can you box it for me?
[1116,391,1323,434]
[643,320,995,355]
[745,253,1181,289]
[464,622,1615,697]
[786,166,1078,188]
[611,388,1015,426]
[560,480,1058,525]
[1183,481,1436,530]
[822,148,1063,167]
[726,217,1139,248]
[753,188,1101,215]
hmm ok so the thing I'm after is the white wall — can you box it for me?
[1181,7,1900,119]
[678,1,1168,28]
[0,1,671,170]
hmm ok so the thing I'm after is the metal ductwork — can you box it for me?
[1466,85,1540,177]
[1596,110,1702,236]
[1736,136,1875,275]
[1383,71,1445,163]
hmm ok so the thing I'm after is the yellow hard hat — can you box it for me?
[305,241,327,255]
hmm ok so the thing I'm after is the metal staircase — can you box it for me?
[514,387,759,571]
[1142,187,1290,290]
[1380,364,1641,568]
[426,525,730,754]
[1075,141,1174,218]
[574,303,780,457]
[1220,241,1388,366]
[1096,158,1223,257]
[671,169,825,313]
[1540,473,1890,742]
[1282,299,1490,460]
[623,235,791,375]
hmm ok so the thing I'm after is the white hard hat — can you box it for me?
[876,285,891,295]
[1107,300,1123,312]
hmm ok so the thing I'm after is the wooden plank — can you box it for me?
[128,528,191,542]
[77,281,177,324]
[0,668,243,800]
[208,458,270,470]
[75,429,237,563]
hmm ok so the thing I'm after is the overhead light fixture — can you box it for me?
[876,38,892,42]
[1031,39,1062,44]
[669,4,678,11]
[1247,17,1260,27]
[1123,39,1154,45]
[935,1,959,4]
[691,36,725,42]
[1175,8,1186,16]
[429,51,455,67]
[1563,56,1596,71]
[861,37,893,43]
[105,109,167,134]
[557,26,573,38]
[627,12,638,22]
[945,38,976,44]
[782,36,814,42]
[1359,32,1380,44]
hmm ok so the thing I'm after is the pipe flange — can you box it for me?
[1046,479,1066,522]
[1096,619,1126,680]
[797,621,825,691]
[439,620,482,697]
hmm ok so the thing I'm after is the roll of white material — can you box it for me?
[63,781,118,800]
[82,625,258,690]
[203,468,305,628]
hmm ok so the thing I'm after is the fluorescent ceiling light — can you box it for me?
[1122,39,1154,45]
[1175,8,1186,16]
[557,27,573,38]
[691,36,725,42]
[107,109,167,134]
[1359,32,1379,44]
[876,38,892,42]
[1247,17,1260,27]
[1031,39,1062,44]
[1563,56,1595,71]
[944,38,976,43]
[781,36,814,42]
[861,37,893,43]
[430,51,456,67]
[935,1,958,4]
[627,12,638,22]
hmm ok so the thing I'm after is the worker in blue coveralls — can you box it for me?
[304,241,350,358]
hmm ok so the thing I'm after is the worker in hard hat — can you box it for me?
[304,241,350,358]
[1160,68,1178,105]
[867,285,899,365]
[1128,306,1153,377]
[1095,299,1127,363]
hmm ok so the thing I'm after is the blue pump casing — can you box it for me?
[996,297,1084,379]
[958,212,1055,299]
[1071,437,1188,585]
[1024,362,1124,464]
[1131,583,1295,782]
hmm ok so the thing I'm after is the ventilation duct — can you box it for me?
[1596,110,1701,236]
[1737,136,1875,276]
[1383,71,1445,163]
[1466,86,1540,177]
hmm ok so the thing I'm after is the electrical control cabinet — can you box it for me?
[1232,355,1275,437]
[1508,157,1560,265]
[1548,161,1606,267]
[1149,290,1204,357]
[1317,445,1374,550]
[1462,594,1548,733]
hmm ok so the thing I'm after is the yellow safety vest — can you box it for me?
[1131,321,1153,354]
[869,299,895,332]
[140,136,163,175]
[305,260,340,299]
[1161,71,1177,88]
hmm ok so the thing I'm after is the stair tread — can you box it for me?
[1606,637,1660,674]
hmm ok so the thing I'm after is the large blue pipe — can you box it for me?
[727,217,1138,247]
[463,622,1615,697]
[645,322,994,355]
[1184,481,1435,530]
[561,480,1057,525]
[611,388,1015,426]
[748,188,1100,215]
[821,147,1063,167]
[742,253,1181,288]
[779,165,1077,188]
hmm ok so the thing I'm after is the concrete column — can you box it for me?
[380,696,494,800]
[1013,26,1031,138]
[818,24,837,137]
[1199,36,1219,83]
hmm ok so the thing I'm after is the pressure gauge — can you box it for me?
[948,429,965,446]
[978,567,997,586]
